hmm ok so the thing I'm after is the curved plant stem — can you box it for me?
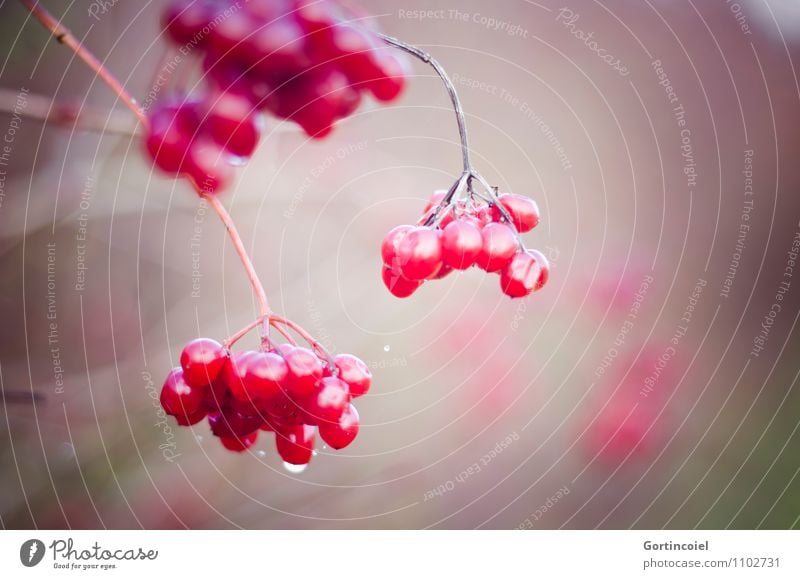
[378,33,472,178]
[223,317,262,349]
[206,195,271,323]
[18,0,148,128]
[269,316,334,366]
[18,0,277,343]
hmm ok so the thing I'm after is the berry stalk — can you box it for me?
[18,0,149,128]
[205,195,271,323]
[378,34,520,235]
[378,33,472,177]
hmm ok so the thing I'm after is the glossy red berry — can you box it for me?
[302,376,350,424]
[381,266,422,298]
[395,226,443,280]
[275,424,316,465]
[432,263,454,279]
[283,346,323,396]
[318,403,359,449]
[160,367,206,418]
[500,251,544,298]
[526,249,550,290]
[203,372,230,412]
[162,1,213,46]
[144,103,196,174]
[203,91,260,157]
[208,409,263,438]
[333,354,372,397]
[246,351,288,400]
[174,407,208,426]
[186,139,234,194]
[180,338,227,387]
[224,350,258,401]
[367,51,408,102]
[475,222,518,273]
[492,193,540,233]
[219,431,258,452]
[381,225,413,266]
[441,219,482,270]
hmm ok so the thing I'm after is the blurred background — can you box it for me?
[1,0,799,529]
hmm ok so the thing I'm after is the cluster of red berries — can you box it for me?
[145,0,408,194]
[160,337,370,464]
[381,190,549,298]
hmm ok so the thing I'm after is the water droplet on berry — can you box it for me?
[60,442,75,460]
[383,345,390,352]
[283,461,308,474]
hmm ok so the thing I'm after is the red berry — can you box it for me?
[275,424,316,465]
[208,10,255,60]
[526,249,550,290]
[180,338,227,387]
[381,224,413,266]
[475,223,518,272]
[202,91,260,157]
[162,1,213,46]
[224,350,258,401]
[208,409,262,438]
[203,372,230,412]
[367,50,408,102]
[246,351,288,400]
[160,367,205,417]
[432,263,454,279]
[318,404,359,449]
[395,226,443,280]
[174,406,208,426]
[500,251,544,298]
[248,18,309,78]
[491,193,540,232]
[219,431,258,452]
[302,376,350,424]
[441,219,482,270]
[144,103,197,174]
[333,354,372,397]
[283,346,323,396]
[186,139,234,195]
[381,266,422,298]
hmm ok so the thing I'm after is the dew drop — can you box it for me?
[257,450,266,458]
[383,344,390,352]
[312,449,318,456]
[228,155,248,167]
[283,461,308,474]
[60,442,75,460]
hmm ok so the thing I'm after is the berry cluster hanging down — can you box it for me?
[146,0,409,194]
[381,184,550,299]
[160,336,370,462]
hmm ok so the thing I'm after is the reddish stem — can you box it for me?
[269,316,334,366]
[205,195,271,320]
[19,0,148,128]
[223,317,265,349]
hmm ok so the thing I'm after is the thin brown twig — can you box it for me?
[18,0,149,128]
